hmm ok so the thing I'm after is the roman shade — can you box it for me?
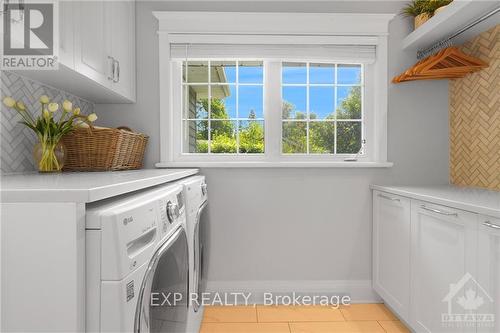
[170,43,377,64]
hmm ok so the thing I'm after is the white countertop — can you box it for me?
[371,184,500,218]
[0,169,199,203]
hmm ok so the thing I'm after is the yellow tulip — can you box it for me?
[73,107,81,115]
[48,103,59,112]
[62,100,72,112]
[16,101,26,111]
[43,109,50,119]
[87,113,98,122]
[39,95,50,104]
[3,96,16,108]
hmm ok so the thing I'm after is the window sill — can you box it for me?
[155,161,394,168]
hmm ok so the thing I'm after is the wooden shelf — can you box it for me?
[402,1,500,51]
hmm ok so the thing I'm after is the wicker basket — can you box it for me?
[62,126,148,171]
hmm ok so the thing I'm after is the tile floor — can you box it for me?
[200,303,410,333]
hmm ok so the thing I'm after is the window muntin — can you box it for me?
[182,60,265,154]
[281,62,364,155]
[180,60,366,159]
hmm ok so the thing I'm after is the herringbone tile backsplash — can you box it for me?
[1,72,94,174]
[450,25,500,191]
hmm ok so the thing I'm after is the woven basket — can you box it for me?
[62,126,148,171]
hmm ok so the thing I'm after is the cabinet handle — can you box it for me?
[113,59,120,83]
[420,205,458,217]
[378,193,400,202]
[483,221,500,230]
[107,56,115,80]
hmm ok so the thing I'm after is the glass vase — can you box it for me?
[33,139,66,172]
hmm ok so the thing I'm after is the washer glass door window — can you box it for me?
[135,227,189,333]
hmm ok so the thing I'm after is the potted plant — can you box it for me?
[2,95,97,172]
[401,0,429,29]
[429,0,453,16]
[401,0,453,29]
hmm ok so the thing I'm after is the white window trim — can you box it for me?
[153,11,394,168]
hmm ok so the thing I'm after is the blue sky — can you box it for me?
[215,64,264,119]
[194,63,361,119]
[282,64,361,119]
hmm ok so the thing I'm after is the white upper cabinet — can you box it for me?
[73,0,136,102]
[14,0,135,103]
[74,1,111,88]
[477,215,500,333]
[106,0,136,101]
[373,191,411,321]
[58,0,74,68]
[410,201,477,333]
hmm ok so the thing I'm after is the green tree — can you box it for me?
[282,101,307,153]
[337,86,361,119]
[336,122,361,154]
[198,98,234,138]
[194,98,265,154]
[282,86,361,154]
[240,121,264,153]
[336,86,362,153]
[248,109,256,119]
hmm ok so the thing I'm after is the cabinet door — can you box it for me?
[107,0,136,101]
[410,201,477,333]
[58,0,74,68]
[477,216,500,333]
[373,190,411,320]
[74,1,112,87]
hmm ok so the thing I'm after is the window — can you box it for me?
[178,59,367,161]
[155,11,393,167]
[281,62,363,155]
[182,60,265,154]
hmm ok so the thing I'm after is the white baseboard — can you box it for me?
[205,280,381,305]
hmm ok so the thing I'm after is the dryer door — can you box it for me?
[193,201,208,312]
[135,226,188,333]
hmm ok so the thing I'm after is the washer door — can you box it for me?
[135,226,188,333]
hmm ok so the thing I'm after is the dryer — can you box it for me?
[86,183,189,333]
[179,176,208,333]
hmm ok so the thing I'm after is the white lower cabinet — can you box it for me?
[410,201,477,333]
[477,216,500,333]
[372,190,498,333]
[373,191,411,321]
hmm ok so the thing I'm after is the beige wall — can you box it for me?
[450,25,500,191]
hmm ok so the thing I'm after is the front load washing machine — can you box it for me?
[86,183,189,333]
[179,176,208,333]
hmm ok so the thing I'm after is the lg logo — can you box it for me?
[3,3,54,55]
